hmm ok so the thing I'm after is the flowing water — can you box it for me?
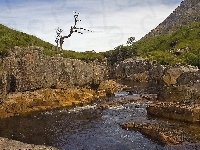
[0,81,199,150]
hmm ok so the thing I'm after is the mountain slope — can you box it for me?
[105,22,200,67]
[142,0,200,39]
[136,22,200,66]
[105,0,200,67]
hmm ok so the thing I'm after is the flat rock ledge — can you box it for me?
[0,80,119,119]
[120,122,196,146]
[0,137,57,150]
[146,102,200,122]
[0,88,97,119]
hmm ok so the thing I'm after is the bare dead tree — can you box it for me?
[55,11,93,50]
[55,27,63,50]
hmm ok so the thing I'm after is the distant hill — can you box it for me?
[0,23,54,56]
[142,0,200,39]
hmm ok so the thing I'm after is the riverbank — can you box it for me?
[0,80,120,119]
[0,80,120,149]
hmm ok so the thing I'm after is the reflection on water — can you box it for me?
[0,81,199,150]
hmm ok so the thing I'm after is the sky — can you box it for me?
[0,0,183,52]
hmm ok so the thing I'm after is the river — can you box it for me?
[0,81,199,150]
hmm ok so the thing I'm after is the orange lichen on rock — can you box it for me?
[0,88,97,119]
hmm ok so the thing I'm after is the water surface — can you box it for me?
[0,81,199,150]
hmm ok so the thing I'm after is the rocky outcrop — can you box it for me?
[163,65,199,86]
[112,58,200,123]
[148,69,200,122]
[111,58,199,85]
[142,0,200,39]
[121,121,200,146]
[2,46,107,93]
[177,70,200,86]
[110,57,150,82]
[0,137,57,150]
[121,122,183,145]
[147,102,200,122]
[158,69,200,104]
[0,46,109,118]
[0,80,119,119]
[0,88,98,118]
[157,85,200,104]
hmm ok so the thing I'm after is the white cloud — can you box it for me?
[0,0,182,52]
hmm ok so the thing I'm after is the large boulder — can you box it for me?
[111,58,154,82]
[158,68,200,104]
[162,65,199,86]
[157,85,200,104]
[148,64,166,84]
[177,70,200,86]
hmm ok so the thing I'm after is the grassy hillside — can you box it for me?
[0,24,104,62]
[0,24,53,56]
[106,22,200,67]
[136,22,200,66]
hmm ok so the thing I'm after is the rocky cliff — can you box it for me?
[0,46,107,101]
[110,57,199,84]
[142,0,200,39]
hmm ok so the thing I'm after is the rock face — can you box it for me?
[1,46,107,93]
[110,58,199,85]
[158,70,200,104]
[0,71,10,103]
[110,57,150,82]
[163,66,199,86]
[142,0,200,39]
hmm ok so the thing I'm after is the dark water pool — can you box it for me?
[0,82,199,150]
